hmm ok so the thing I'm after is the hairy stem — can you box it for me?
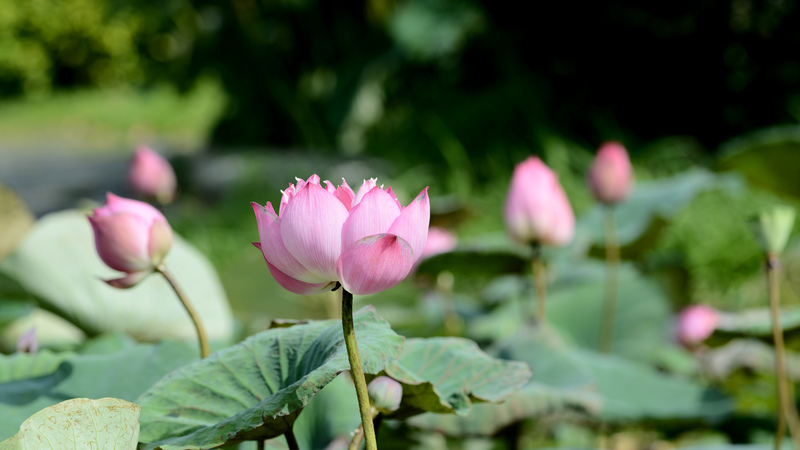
[156,265,210,358]
[531,243,547,323]
[342,288,378,450]
[767,254,800,450]
[599,207,620,353]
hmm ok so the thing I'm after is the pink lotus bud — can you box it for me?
[88,193,174,288]
[504,157,575,247]
[367,376,403,413]
[420,227,457,261]
[16,327,38,353]
[677,305,719,346]
[252,175,430,296]
[128,146,177,204]
[588,142,633,204]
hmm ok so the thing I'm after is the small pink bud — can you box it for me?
[677,305,718,346]
[16,327,38,353]
[128,146,177,204]
[504,157,575,247]
[89,193,174,288]
[588,142,633,204]
[420,227,457,261]
[367,376,403,413]
[252,176,430,295]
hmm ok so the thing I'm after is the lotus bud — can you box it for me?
[15,327,38,354]
[420,227,457,260]
[88,193,174,288]
[504,156,574,246]
[252,175,430,295]
[588,141,633,204]
[367,376,403,413]
[128,146,177,204]
[750,206,796,256]
[677,305,718,346]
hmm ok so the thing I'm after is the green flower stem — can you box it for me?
[284,429,300,450]
[348,406,379,450]
[599,207,620,353]
[155,265,210,359]
[257,440,264,450]
[767,254,800,450]
[342,288,378,450]
[436,271,462,336]
[531,243,547,323]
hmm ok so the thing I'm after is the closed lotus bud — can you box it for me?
[128,146,177,204]
[504,156,574,246]
[252,175,430,296]
[588,142,633,204]
[16,327,38,354]
[677,305,718,346]
[367,376,403,413]
[420,227,457,260]
[88,193,174,288]
[750,206,796,256]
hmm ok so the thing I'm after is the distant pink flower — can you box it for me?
[588,142,633,204]
[420,227,457,260]
[128,146,177,204]
[88,193,173,288]
[504,156,574,246]
[16,327,38,354]
[677,305,719,346]
[252,176,430,295]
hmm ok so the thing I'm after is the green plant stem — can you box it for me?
[599,207,620,354]
[531,243,547,323]
[348,407,379,450]
[284,429,299,450]
[156,265,210,359]
[767,254,800,450]
[436,271,462,336]
[342,288,378,450]
[257,439,264,450]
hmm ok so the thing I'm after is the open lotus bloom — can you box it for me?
[252,175,430,295]
[677,304,719,346]
[504,156,574,246]
[88,193,174,288]
[128,146,177,204]
[588,141,633,204]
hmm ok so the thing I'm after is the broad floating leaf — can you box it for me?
[137,306,404,450]
[407,382,601,436]
[716,307,800,336]
[0,397,140,449]
[381,337,532,418]
[0,339,196,439]
[0,210,234,344]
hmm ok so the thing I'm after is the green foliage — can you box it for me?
[0,397,140,449]
[136,306,404,450]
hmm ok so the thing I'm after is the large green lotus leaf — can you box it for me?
[716,307,800,336]
[497,325,732,423]
[0,308,86,352]
[0,339,196,439]
[380,337,531,418]
[0,210,234,344]
[406,381,601,436]
[136,306,404,450]
[0,184,34,262]
[546,261,673,362]
[0,397,140,449]
[577,169,742,247]
[416,249,528,277]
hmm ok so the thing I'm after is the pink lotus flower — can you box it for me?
[128,146,177,204]
[88,193,174,288]
[504,156,574,246]
[588,141,633,204]
[252,176,430,295]
[677,304,719,346]
[420,227,457,260]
